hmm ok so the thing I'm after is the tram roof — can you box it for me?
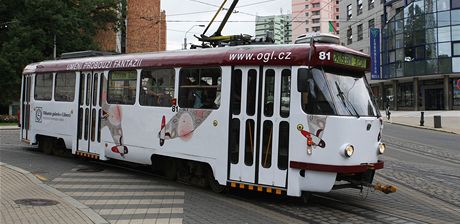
[23,44,370,74]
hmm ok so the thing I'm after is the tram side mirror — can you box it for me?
[297,68,312,92]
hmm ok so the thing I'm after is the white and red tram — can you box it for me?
[20,43,392,199]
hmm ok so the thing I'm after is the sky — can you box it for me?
[161,0,291,50]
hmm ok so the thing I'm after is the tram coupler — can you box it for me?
[372,182,397,194]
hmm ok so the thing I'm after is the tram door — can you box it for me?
[257,67,290,188]
[228,67,290,188]
[21,75,32,141]
[77,72,102,154]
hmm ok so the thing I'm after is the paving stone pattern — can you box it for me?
[50,168,184,224]
[0,166,93,224]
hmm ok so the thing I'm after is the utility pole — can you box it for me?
[53,34,56,59]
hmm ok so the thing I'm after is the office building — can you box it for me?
[255,15,292,44]
[291,0,340,42]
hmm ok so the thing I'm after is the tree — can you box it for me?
[0,0,120,106]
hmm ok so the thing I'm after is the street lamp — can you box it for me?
[184,25,205,50]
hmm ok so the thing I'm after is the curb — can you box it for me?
[0,162,109,224]
[0,126,20,130]
[384,121,458,135]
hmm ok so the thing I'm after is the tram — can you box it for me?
[20,39,395,200]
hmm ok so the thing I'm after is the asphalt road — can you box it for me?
[383,123,458,151]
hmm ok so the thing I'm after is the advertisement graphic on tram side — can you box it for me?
[100,76,129,157]
[297,115,327,155]
[158,110,212,146]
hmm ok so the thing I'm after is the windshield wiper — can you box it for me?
[335,81,360,118]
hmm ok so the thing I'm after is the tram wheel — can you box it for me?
[208,169,226,193]
[40,138,54,155]
[163,158,177,181]
[301,191,312,204]
[52,140,66,157]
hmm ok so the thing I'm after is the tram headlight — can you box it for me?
[344,145,354,158]
[378,143,386,155]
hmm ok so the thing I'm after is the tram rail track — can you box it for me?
[85,159,427,224]
[384,136,460,166]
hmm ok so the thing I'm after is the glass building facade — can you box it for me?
[377,0,460,110]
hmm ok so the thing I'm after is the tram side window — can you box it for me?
[140,68,175,107]
[179,67,221,109]
[299,68,335,115]
[55,72,76,102]
[280,69,291,118]
[107,70,137,105]
[34,73,53,101]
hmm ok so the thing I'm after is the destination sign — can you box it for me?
[333,51,367,69]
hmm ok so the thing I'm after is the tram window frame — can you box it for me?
[54,72,76,102]
[107,70,137,105]
[231,69,242,115]
[178,67,222,109]
[264,69,275,117]
[280,69,291,118]
[139,68,175,107]
[34,73,53,101]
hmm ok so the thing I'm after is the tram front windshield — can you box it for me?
[299,67,380,117]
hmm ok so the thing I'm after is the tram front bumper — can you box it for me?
[289,160,384,173]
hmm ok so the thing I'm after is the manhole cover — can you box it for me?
[76,167,104,172]
[14,199,59,206]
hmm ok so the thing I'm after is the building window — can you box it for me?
[357,24,363,41]
[55,72,76,102]
[312,18,320,23]
[368,0,374,10]
[107,70,137,105]
[139,68,175,107]
[35,73,53,101]
[453,0,460,9]
[305,20,309,24]
[312,26,320,32]
[312,3,320,8]
[357,0,363,15]
[347,4,353,20]
[179,67,221,109]
[312,10,320,16]
[437,0,450,11]
[453,79,460,106]
[347,28,353,44]
[453,42,460,56]
[305,4,309,9]
[305,28,309,32]
[305,12,309,17]
[397,83,414,107]
[369,18,375,29]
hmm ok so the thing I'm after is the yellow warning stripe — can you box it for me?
[76,151,100,160]
[228,181,285,195]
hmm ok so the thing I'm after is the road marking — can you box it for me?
[33,174,48,182]
[50,170,185,224]
[53,177,155,183]
[98,208,183,215]
[68,191,185,197]
[81,199,184,205]
[52,184,174,189]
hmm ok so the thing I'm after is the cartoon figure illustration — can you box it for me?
[100,75,129,156]
[297,115,327,155]
[159,109,212,146]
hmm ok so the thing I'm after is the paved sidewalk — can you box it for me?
[381,110,460,134]
[0,163,108,224]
